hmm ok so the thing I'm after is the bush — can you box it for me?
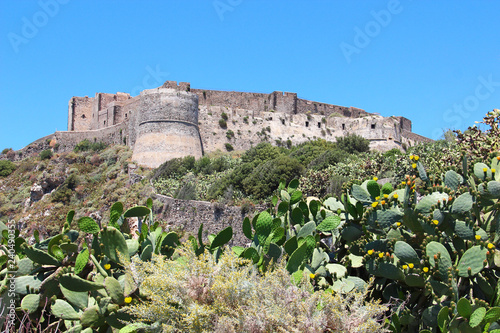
[39,149,53,160]
[74,139,108,152]
[153,156,196,180]
[241,142,282,165]
[124,247,389,332]
[308,148,348,170]
[1,148,12,155]
[226,130,234,139]
[219,119,227,129]
[225,143,234,151]
[221,112,228,121]
[336,134,370,154]
[175,181,197,200]
[0,160,16,177]
[242,155,304,199]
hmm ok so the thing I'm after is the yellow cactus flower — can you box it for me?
[409,155,414,160]
[409,263,414,269]
[367,249,374,255]
[396,222,401,227]
[492,169,496,173]
[483,167,488,172]
[378,253,384,258]
[423,267,429,273]
[414,155,419,161]
[375,196,380,200]
[475,235,481,240]
[309,273,316,279]
[488,243,495,249]
[432,220,439,225]
[104,264,111,270]
[372,202,379,208]
[384,194,389,198]
[412,163,417,169]
[373,177,378,181]
[402,264,408,269]
[393,193,399,199]
[124,297,132,304]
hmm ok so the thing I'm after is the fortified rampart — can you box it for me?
[16,81,431,167]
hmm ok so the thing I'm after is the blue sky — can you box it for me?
[1,1,499,150]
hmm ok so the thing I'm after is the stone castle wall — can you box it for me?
[130,87,203,168]
[19,80,430,166]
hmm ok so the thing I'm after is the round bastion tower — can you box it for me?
[131,86,203,168]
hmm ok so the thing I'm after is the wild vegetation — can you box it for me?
[0,110,499,332]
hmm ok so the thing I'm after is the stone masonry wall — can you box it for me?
[153,193,263,247]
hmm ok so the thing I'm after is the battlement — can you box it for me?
[162,81,191,92]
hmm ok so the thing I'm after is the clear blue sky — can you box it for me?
[1,1,499,150]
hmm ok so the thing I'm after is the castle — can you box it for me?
[30,81,431,168]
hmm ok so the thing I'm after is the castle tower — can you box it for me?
[131,86,203,168]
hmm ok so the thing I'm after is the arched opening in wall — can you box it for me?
[342,124,345,130]
[317,122,321,128]
[305,121,309,127]
[281,119,285,125]
[125,113,127,118]
[81,114,86,119]
[104,121,106,126]
[371,124,376,129]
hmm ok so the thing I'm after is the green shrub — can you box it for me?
[1,148,12,155]
[336,134,370,154]
[153,156,196,179]
[308,148,348,170]
[175,182,197,200]
[74,139,108,152]
[242,155,304,199]
[0,160,16,177]
[219,118,227,129]
[221,112,228,120]
[225,143,234,151]
[39,149,53,160]
[226,130,234,139]
[241,142,282,165]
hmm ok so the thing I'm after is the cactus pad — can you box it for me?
[316,215,341,232]
[351,184,372,204]
[444,170,463,191]
[451,192,474,215]
[255,211,273,244]
[366,180,380,199]
[59,274,105,292]
[474,162,492,180]
[51,299,81,320]
[23,245,60,266]
[426,241,452,280]
[60,285,89,310]
[74,248,89,275]
[77,217,100,234]
[394,241,420,264]
[457,245,487,277]
[100,227,130,264]
[105,277,125,305]
[20,294,40,313]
